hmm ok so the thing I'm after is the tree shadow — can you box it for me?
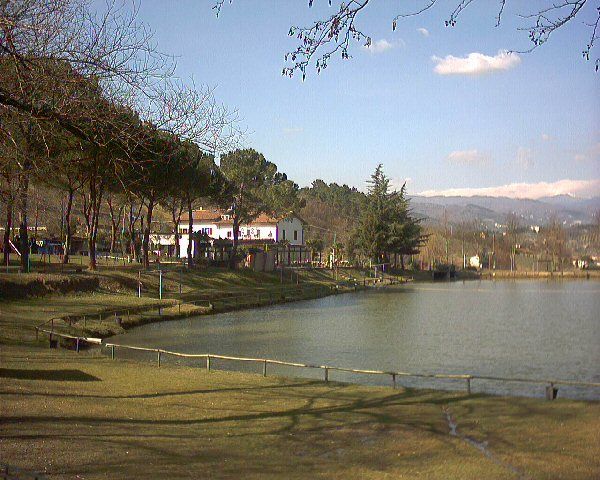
[0,368,100,382]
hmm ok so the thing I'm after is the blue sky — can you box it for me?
[125,1,598,198]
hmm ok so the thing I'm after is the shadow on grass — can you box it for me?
[0,368,101,382]
[1,388,484,430]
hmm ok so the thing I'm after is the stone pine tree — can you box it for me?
[219,148,300,269]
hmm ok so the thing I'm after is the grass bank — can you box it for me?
[1,345,598,479]
[1,266,374,340]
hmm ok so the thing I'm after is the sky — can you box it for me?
[113,1,599,198]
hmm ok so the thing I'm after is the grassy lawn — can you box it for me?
[1,267,598,479]
[0,266,370,339]
[1,345,598,479]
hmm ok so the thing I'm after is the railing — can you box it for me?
[35,328,101,352]
[101,342,600,400]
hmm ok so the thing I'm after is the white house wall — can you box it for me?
[178,221,283,258]
[277,217,304,245]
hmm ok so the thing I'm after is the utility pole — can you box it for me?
[443,209,449,265]
[461,231,465,269]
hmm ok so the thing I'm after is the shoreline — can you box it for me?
[14,268,600,341]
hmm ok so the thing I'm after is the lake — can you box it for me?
[110,279,600,399]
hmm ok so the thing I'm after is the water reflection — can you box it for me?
[110,280,600,399]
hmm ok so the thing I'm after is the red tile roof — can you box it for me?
[180,209,303,226]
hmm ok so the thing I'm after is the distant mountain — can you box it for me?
[409,195,600,227]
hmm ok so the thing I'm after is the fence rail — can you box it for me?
[101,342,600,400]
[33,283,340,339]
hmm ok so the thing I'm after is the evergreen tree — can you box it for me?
[354,164,426,267]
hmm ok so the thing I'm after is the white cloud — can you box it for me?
[417,27,429,37]
[432,50,521,75]
[447,149,489,165]
[418,179,600,199]
[516,147,534,169]
[362,38,401,54]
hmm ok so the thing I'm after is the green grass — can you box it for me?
[2,267,598,478]
[1,345,598,479]
[1,265,374,339]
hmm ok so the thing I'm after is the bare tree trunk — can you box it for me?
[142,201,154,269]
[400,254,405,270]
[186,200,194,268]
[107,195,123,256]
[17,163,30,272]
[170,201,183,259]
[109,214,117,255]
[62,188,74,264]
[229,214,239,270]
[126,204,136,259]
[3,200,12,267]
[86,173,103,271]
[88,227,97,270]
[33,192,39,243]
[173,220,180,258]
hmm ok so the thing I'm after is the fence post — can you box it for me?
[263,360,267,377]
[83,315,86,328]
[324,367,329,383]
[466,376,471,395]
[76,337,80,353]
[178,301,181,314]
[111,344,115,360]
[138,271,142,298]
[159,269,163,300]
[392,373,396,390]
[157,349,161,367]
[545,382,558,401]
[206,355,211,372]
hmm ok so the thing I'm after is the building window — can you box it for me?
[181,228,188,234]
[294,230,298,241]
[227,230,232,238]
[256,229,260,238]
[282,230,286,240]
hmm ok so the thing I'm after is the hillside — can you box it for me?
[410,195,600,227]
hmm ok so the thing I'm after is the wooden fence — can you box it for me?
[100,342,600,401]
[33,283,343,340]
[33,326,600,400]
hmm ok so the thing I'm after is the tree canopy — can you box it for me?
[353,164,426,267]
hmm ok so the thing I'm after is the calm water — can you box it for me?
[110,280,600,399]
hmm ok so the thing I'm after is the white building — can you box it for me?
[178,208,305,258]
[469,255,481,269]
